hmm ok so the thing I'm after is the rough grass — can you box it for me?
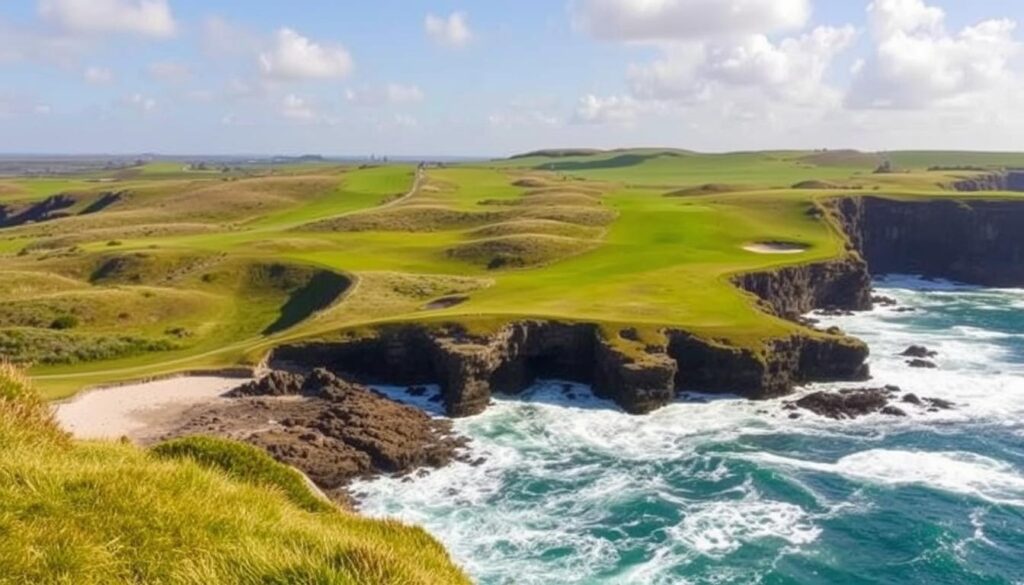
[151,436,333,513]
[446,234,599,270]
[0,365,470,584]
[0,327,178,365]
[301,204,505,232]
[468,219,602,239]
[664,183,749,197]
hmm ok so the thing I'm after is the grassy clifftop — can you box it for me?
[0,363,469,584]
[4,153,1024,395]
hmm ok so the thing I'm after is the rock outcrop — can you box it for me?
[271,321,868,417]
[787,386,956,419]
[163,369,467,503]
[732,257,872,319]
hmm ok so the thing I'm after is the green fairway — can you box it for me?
[3,150,1023,397]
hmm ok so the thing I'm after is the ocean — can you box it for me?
[353,276,1024,584]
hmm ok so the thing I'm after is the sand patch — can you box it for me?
[743,241,809,254]
[54,376,248,441]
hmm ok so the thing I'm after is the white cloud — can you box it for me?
[630,26,857,105]
[147,60,190,84]
[84,66,114,84]
[39,0,176,38]
[0,19,89,66]
[425,12,473,48]
[124,92,156,112]
[572,0,810,41]
[259,28,353,80]
[573,94,642,125]
[573,0,856,123]
[281,93,317,121]
[345,83,424,107]
[201,15,260,58]
[847,0,1021,109]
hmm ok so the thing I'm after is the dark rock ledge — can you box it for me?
[269,321,869,418]
[785,386,956,420]
[160,369,467,505]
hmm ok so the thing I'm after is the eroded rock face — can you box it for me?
[831,196,1024,287]
[271,322,869,416]
[951,171,1024,193]
[162,369,467,503]
[733,257,873,319]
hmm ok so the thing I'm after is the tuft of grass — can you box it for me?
[0,364,470,585]
[151,435,333,513]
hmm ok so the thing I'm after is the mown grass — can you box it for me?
[0,364,470,584]
[5,152,1024,394]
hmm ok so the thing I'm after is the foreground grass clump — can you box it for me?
[152,435,333,513]
[0,365,469,585]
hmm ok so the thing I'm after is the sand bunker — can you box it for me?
[743,241,809,254]
[54,376,248,441]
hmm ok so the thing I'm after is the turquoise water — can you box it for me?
[355,277,1024,584]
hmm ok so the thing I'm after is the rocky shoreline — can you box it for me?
[155,369,467,505]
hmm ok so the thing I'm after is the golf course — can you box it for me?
[3,149,1024,402]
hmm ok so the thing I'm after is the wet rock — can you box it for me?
[880,406,907,417]
[872,295,898,307]
[924,397,955,410]
[901,393,923,405]
[791,387,890,419]
[901,345,938,358]
[906,359,937,369]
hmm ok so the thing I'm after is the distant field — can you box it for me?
[2,152,1022,397]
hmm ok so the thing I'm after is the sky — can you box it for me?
[1,0,1023,156]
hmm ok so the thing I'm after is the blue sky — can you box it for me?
[1,0,1023,156]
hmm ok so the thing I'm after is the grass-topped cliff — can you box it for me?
[0,363,469,584]
[3,151,1024,398]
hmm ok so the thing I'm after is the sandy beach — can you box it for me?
[54,376,249,442]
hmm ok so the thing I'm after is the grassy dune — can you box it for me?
[2,153,1023,395]
[0,363,470,584]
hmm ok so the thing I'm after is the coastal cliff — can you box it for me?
[830,196,1024,287]
[270,321,868,416]
[732,257,872,318]
[950,170,1024,193]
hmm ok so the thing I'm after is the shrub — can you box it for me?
[49,315,79,330]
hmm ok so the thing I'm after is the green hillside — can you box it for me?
[1,152,1022,396]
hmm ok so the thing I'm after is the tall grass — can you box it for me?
[0,365,470,585]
